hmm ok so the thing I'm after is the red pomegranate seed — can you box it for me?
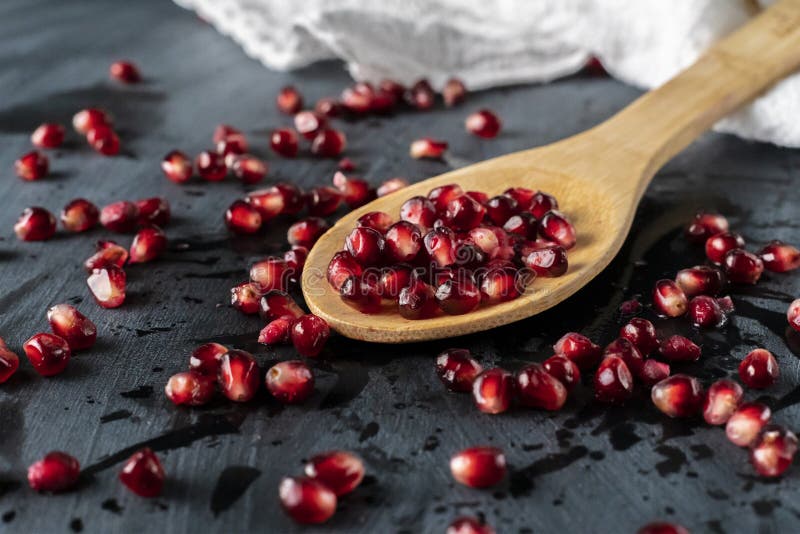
[225,200,262,234]
[27,452,80,492]
[638,359,671,387]
[294,111,327,140]
[274,183,306,215]
[327,251,363,291]
[658,335,700,362]
[436,279,481,315]
[605,337,644,375]
[109,60,140,83]
[31,123,65,149]
[230,154,267,184]
[675,265,725,297]
[594,356,633,404]
[398,279,439,319]
[346,227,385,265]
[119,448,164,498]
[758,240,800,272]
[465,109,502,138]
[723,249,764,284]
[503,213,538,239]
[485,195,519,226]
[243,189,282,222]
[702,379,743,425]
[789,299,800,332]
[538,210,576,249]
[443,78,467,107]
[84,240,128,272]
[636,523,689,534]
[188,342,228,376]
[705,232,745,264]
[651,374,704,418]
[381,222,419,263]
[340,82,374,114]
[358,211,394,233]
[503,187,535,210]
[195,150,226,181]
[161,150,193,183]
[72,108,111,135]
[14,207,56,241]
[230,282,262,315]
[291,314,330,358]
[400,196,438,228]
[135,197,170,227]
[276,85,303,114]
[265,360,314,404]
[739,348,779,389]
[447,517,495,534]
[100,201,138,233]
[218,350,260,402]
[410,138,447,159]
[260,290,304,320]
[750,425,798,478]
[523,244,568,277]
[270,128,300,158]
[542,355,581,391]
[467,227,501,257]
[258,316,296,346]
[379,79,405,99]
[47,304,96,351]
[436,348,483,392]
[332,171,373,208]
[129,226,167,263]
[424,227,457,267]
[304,451,364,497]
[212,125,242,146]
[446,195,486,231]
[87,265,127,308]
[379,265,412,299]
[337,157,356,172]
[86,125,120,155]
[339,275,383,314]
[619,298,642,315]
[14,151,49,181]
[311,129,346,157]
[59,199,98,233]
[652,279,688,317]
[472,368,514,414]
[288,217,329,248]
[216,138,248,166]
[406,79,436,110]
[688,295,728,328]
[554,332,602,370]
[164,371,214,406]
[528,192,558,219]
[249,257,289,293]
[429,184,467,212]
[450,446,506,488]
[315,97,342,118]
[517,363,568,410]
[23,333,71,376]
[685,212,729,242]
[0,345,20,384]
[619,317,658,356]
[480,267,523,303]
[726,402,771,446]
[376,177,409,197]
[279,247,307,283]
[306,186,343,216]
[279,477,337,524]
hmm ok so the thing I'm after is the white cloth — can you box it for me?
[175,0,800,148]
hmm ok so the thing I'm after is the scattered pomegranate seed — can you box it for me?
[379,79,405,99]
[410,137,447,159]
[0,345,20,384]
[230,282,263,315]
[14,151,49,181]
[436,348,483,392]
[294,110,327,140]
[789,299,800,332]
[723,249,764,284]
[688,295,729,327]
[276,85,303,114]
[230,154,267,184]
[86,125,120,155]
[248,257,289,293]
[279,477,337,524]
[306,186,343,216]
[119,448,164,497]
[529,192,559,219]
[59,198,99,233]
[225,200,262,234]
[265,360,314,404]
[270,128,300,158]
[400,196,438,228]
[337,158,356,172]
[398,279,439,319]
[554,332,602,370]
[605,338,644,376]
[594,356,633,404]
[287,217,329,248]
[658,335,701,362]
[303,451,365,499]
[523,244,568,277]
[188,343,228,376]
[705,232,745,264]
[652,279,688,317]
[260,290,304,320]
[636,523,689,534]
[47,304,97,351]
[758,240,800,272]
[619,317,658,356]
[73,108,111,135]
[161,150,193,183]
[274,182,306,215]
[376,177,409,197]
[100,201,139,233]
[291,315,330,358]
[310,129,346,157]
[27,452,80,492]
[195,150,227,181]
[258,316,296,346]
[517,363,568,410]
[465,109,502,138]
[619,298,642,315]
[213,125,242,145]
[685,212,729,243]
[726,402,771,446]
[436,279,481,315]
[450,446,506,488]
[164,371,215,406]
[23,333,71,376]
[406,79,436,110]
[651,374,704,418]
[542,355,581,391]
[638,359,671,387]
[443,78,467,107]
[216,134,249,164]
[284,246,308,281]
[750,425,798,478]
[332,171,373,208]
[84,240,128,272]
[738,348,779,389]
[14,206,57,241]
[87,265,127,308]
[315,97,342,117]
[135,197,170,227]
[218,350,260,402]
[109,60,141,83]
[31,123,65,148]
[538,210,576,249]
[472,368,514,414]
[447,517,495,534]
[702,379,743,425]
[341,82,375,114]
[675,265,725,297]
[129,226,167,263]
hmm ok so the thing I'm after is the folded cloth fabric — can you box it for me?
[175,0,800,147]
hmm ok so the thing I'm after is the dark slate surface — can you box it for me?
[1,1,800,533]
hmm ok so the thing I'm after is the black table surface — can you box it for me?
[2,1,800,533]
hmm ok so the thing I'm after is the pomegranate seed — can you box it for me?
[702,379,743,425]
[135,197,170,227]
[315,97,342,118]
[685,212,729,242]
[310,129,346,157]
[109,60,141,83]
[789,299,800,332]
[503,213,538,239]
[288,217,329,248]
[332,171,373,209]
[619,299,642,315]
[424,227,457,267]
[739,348,779,389]
[188,343,228,376]
[379,222,419,263]
[727,402,771,446]
[164,371,215,406]
[27,452,80,492]
[72,108,111,135]
[31,123,65,149]
[379,79,405,99]
[306,186,343,216]
[594,356,634,404]
[619,317,658,356]
[279,477,337,524]
[195,150,226,181]
[503,187,535,210]
[472,368,514,414]
[337,157,356,172]
[277,86,303,114]
[400,196,438,228]
[273,183,305,215]
[100,201,139,233]
[446,195,486,231]
[523,244,568,277]
[447,517,495,534]
[517,363,568,410]
[14,207,56,241]
[230,282,262,315]
[658,335,700,362]
[282,246,308,283]
[485,195,519,226]
[14,151,49,181]
[23,333,71,376]
[339,275,383,314]
[341,82,374,114]
[758,240,800,272]
[246,188,284,222]
[465,109,502,138]
[327,251,364,291]
[161,150,193,183]
[345,228,385,267]
[87,265,127,308]
[269,128,300,158]
[406,79,436,110]
[84,240,128,272]
[675,265,725,297]
[542,355,581,391]
[376,177,409,197]
[605,337,645,375]
[258,316,296,346]
[705,232,745,264]
[724,249,764,284]
[265,360,314,404]
[119,448,164,498]
[467,227,501,256]
[294,111,327,140]
[216,138,248,166]
[47,304,97,351]
[443,78,467,107]
[0,345,20,384]
[636,523,689,534]
[249,257,289,293]
[638,359,671,387]
[528,192,559,219]
[230,154,267,184]
[436,349,483,392]
[291,314,330,358]
[554,332,602,370]
[129,226,167,263]
[538,210,576,249]
[218,350,260,402]
[398,279,439,319]
[304,451,365,497]
[58,199,98,233]
[410,137,447,159]
[750,425,798,478]
[260,290,304,320]
[450,446,506,488]
[430,185,468,213]
[651,374,704,418]
[688,295,728,328]
[379,265,413,299]
[86,125,120,155]
[358,211,395,233]
[480,266,524,303]
[651,279,688,317]
[225,200,262,234]
[213,125,242,144]
[436,279,481,315]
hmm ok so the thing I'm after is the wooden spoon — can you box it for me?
[302,0,800,343]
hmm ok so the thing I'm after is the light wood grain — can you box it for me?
[302,0,800,343]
